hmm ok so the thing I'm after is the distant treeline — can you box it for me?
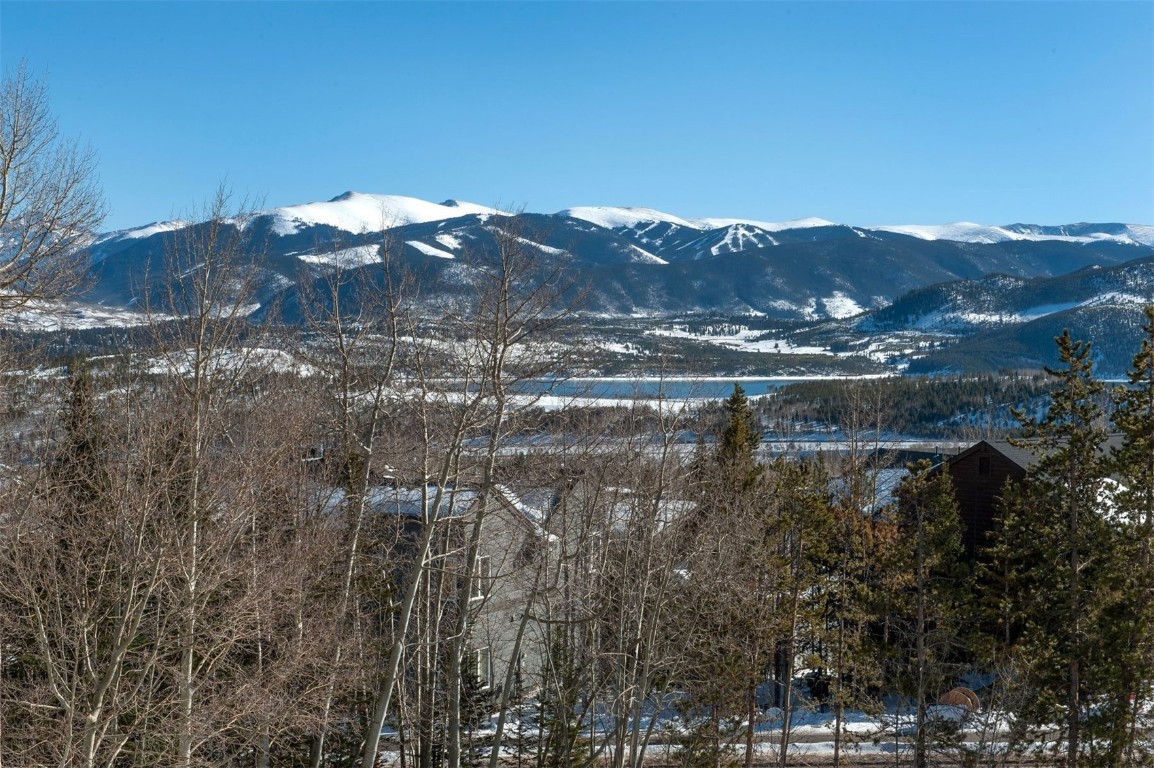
[751,373,1055,438]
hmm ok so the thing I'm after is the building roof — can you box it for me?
[950,434,1128,472]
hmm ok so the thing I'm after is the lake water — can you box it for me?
[512,377,834,400]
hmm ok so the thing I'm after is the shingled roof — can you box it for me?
[950,434,1128,474]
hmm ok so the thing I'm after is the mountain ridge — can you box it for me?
[80,192,1154,321]
[97,192,1154,249]
[15,191,1154,377]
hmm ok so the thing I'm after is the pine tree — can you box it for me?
[1110,305,1154,765]
[675,383,772,768]
[814,461,888,768]
[51,358,113,517]
[992,330,1132,767]
[768,457,836,768]
[717,383,761,489]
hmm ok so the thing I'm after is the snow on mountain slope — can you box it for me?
[874,222,1027,244]
[90,220,191,263]
[265,193,503,236]
[692,215,836,232]
[625,244,669,265]
[873,221,1154,246]
[1105,225,1153,246]
[407,241,456,259]
[93,220,191,245]
[435,233,464,251]
[821,292,865,319]
[559,206,696,230]
[295,245,382,268]
[571,207,1153,248]
[707,223,779,255]
[1005,223,1154,247]
[559,206,838,234]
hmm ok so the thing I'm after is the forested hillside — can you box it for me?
[750,374,1055,438]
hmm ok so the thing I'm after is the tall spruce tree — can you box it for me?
[769,457,836,768]
[51,358,113,516]
[717,382,762,487]
[1110,305,1154,765]
[991,330,1133,767]
[677,383,771,768]
[818,470,888,768]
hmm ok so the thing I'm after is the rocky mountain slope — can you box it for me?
[82,192,1154,322]
[17,192,1149,376]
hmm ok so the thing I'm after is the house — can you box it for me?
[317,480,553,698]
[944,435,1127,558]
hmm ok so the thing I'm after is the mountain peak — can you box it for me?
[265,194,500,236]
[558,206,696,230]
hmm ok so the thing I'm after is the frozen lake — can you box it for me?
[511,376,884,401]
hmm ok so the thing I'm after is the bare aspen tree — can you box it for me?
[0,361,170,767]
[127,188,332,765]
[146,190,264,767]
[293,225,416,767]
[360,214,575,768]
[441,218,575,768]
[540,393,697,768]
[0,64,104,309]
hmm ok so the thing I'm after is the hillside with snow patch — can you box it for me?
[52,191,1154,378]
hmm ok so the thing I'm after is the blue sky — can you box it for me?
[3,1,1152,231]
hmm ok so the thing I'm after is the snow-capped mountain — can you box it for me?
[96,194,1154,259]
[863,258,1154,334]
[256,192,505,236]
[74,192,1154,337]
[9,191,1148,376]
[872,221,1154,246]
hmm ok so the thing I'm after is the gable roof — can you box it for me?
[984,439,1044,471]
[949,434,1128,473]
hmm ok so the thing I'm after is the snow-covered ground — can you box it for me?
[4,301,163,331]
[142,347,318,378]
[821,292,866,319]
[647,325,831,355]
[373,689,1152,766]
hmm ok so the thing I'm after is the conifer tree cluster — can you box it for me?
[983,320,1154,767]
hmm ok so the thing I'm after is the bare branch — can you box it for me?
[0,63,105,310]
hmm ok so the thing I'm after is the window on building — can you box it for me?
[978,456,991,476]
[475,647,492,689]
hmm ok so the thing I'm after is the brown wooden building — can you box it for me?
[944,436,1126,558]
[944,440,1034,557]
